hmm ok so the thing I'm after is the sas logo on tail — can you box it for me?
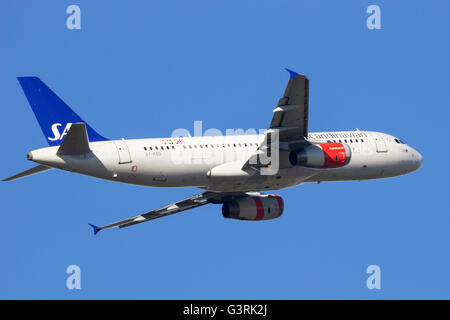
[48,123,73,141]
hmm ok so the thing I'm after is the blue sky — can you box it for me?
[0,0,449,299]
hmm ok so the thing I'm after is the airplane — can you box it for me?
[3,69,423,234]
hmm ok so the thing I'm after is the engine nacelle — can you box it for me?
[222,195,284,221]
[289,143,351,168]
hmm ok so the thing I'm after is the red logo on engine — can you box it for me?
[319,143,349,168]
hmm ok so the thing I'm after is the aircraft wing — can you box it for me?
[243,69,310,170]
[89,191,247,234]
[270,68,309,143]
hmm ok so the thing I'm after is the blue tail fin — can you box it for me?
[17,77,108,146]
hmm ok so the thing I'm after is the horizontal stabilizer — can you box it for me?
[57,123,91,155]
[2,164,52,181]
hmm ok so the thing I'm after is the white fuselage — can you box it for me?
[27,131,423,192]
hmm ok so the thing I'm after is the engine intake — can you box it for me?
[222,195,284,221]
[289,142,351,168]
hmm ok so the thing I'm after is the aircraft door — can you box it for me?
[114,139,132,164]
[374,135,387,153]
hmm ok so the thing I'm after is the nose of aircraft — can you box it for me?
[408,146,423,171]
[416,149,424,168]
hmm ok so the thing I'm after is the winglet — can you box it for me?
[89,224,100,235]
[285,68,298,79]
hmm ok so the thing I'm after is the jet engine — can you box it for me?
[222,195,284,221]
[289,142,351,168]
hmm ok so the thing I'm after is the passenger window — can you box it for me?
[355,139,358,143]
[350,139,353,143]
[339,140,342,143]
[166,146,170,150]
[155,146,158,150]
[171,146,175,149]
[361,139,364,142]
[149,147,153,150]
[344,140,347,143]
[144,147,147,150]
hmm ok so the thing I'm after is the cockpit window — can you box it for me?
[395,138,405,144]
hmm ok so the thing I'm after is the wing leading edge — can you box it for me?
[242,69,310,171]
[89,191,249,234]
[271,68,309,142]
